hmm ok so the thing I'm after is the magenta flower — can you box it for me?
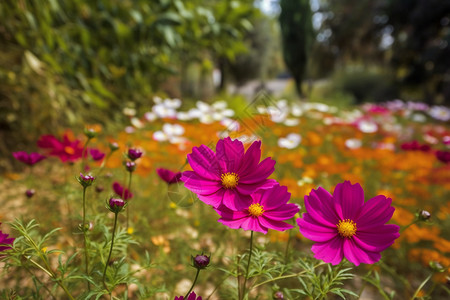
[436,150,450,164]
[89,148,105,161]
[297,181,400,266]
[156,168,182,184]
[127,148,143,161]
[181,137,277,210]
[108,197,125,213]
[37,134,84,162]
[112,182,133,200]
[216,185,299,234]
[0,223,15,252]
[174,292,201,300]
[12,151,46,166]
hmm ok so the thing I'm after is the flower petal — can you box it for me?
[240,157,276,184]
[237,140,262,177]
[215,137,244,173]
[304,188,340,227]
[297,215,338,242]
[259,185,291,210]
[264,203,299,220]
[333,181,364,220]
[356,195,395,229]
[311,235,344,265]
[354,224,400,252]
[187,145,221,180]
[343,239,381,266]
[236,179,278,195]
[222,189,252,211]
[259,215,293,232]
[181,171,222,195]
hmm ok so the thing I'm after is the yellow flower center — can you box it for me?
[248,203,265,217]
[64,146,75,155]
[336,219,357,238]
[221,172,239,189]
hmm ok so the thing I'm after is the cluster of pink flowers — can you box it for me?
[182,137,299,234]
[182,138,400,266]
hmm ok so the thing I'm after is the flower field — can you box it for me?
[1,96,449,299]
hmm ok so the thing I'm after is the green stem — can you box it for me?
[24,264,57,300]
[103,212,119,292]
[252,262,327,289]
[410,274,432,300]
[206,275,231,300]
[81,138,91,170]
[184,268,201,299]
[82,187,90,291]
[126,171,133,231]
[96,150,113,178]
[25,256,75,300]
[241,231,254,300]
[284,219,294,263]
[400,220,418,234]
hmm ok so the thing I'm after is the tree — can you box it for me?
[279,0,314,97]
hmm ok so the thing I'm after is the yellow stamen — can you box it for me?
[248,203,265,217]
[64,146,75,155]
[221,172,239,189]
[336,219,357,238]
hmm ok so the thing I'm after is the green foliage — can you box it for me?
[0,0,261,168]
[331,66,398,104]
[279,0,314,97]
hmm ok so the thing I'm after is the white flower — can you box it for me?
[284,118,300,126]
[428,105,450,122]
[163,98,182,109]
[123,107,136,117]
[411,113,426,123]
[125,126,135,134]
[131,117,144,128]
[291,104,303,117]
[221,118,240,132]
[153,103,177,119]
[345,138,362,149]
[212,100,227,110]
[357,120,378,133]
[176,111,192,121]
[278,133,301,149]
[144,112,157,122]
[153,123,185,144]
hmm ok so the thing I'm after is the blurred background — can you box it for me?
[1,0,449,167]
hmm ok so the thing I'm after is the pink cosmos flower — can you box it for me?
[181,137,277,210]
[436,150,450,164]
[112,182,133,200]
[174,292,201,300]
[156,168,182,184]
[37,134,84,162]
[215,185,299,234]
[12,151,46,166]
[297,181,400,266]
[89,149,105,161]
[0,223,15,252]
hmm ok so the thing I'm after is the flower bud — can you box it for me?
[274,291,284,299]
[127,148,143,161]
[125,161,136,172]
[429,261,445,272]
[25,189,35,198]
[419,210,431,221]
[107,197,125,213]
[77,173,95,187]
[84,128,97,139]
[192,254,210,269]
[109,142,119,152]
